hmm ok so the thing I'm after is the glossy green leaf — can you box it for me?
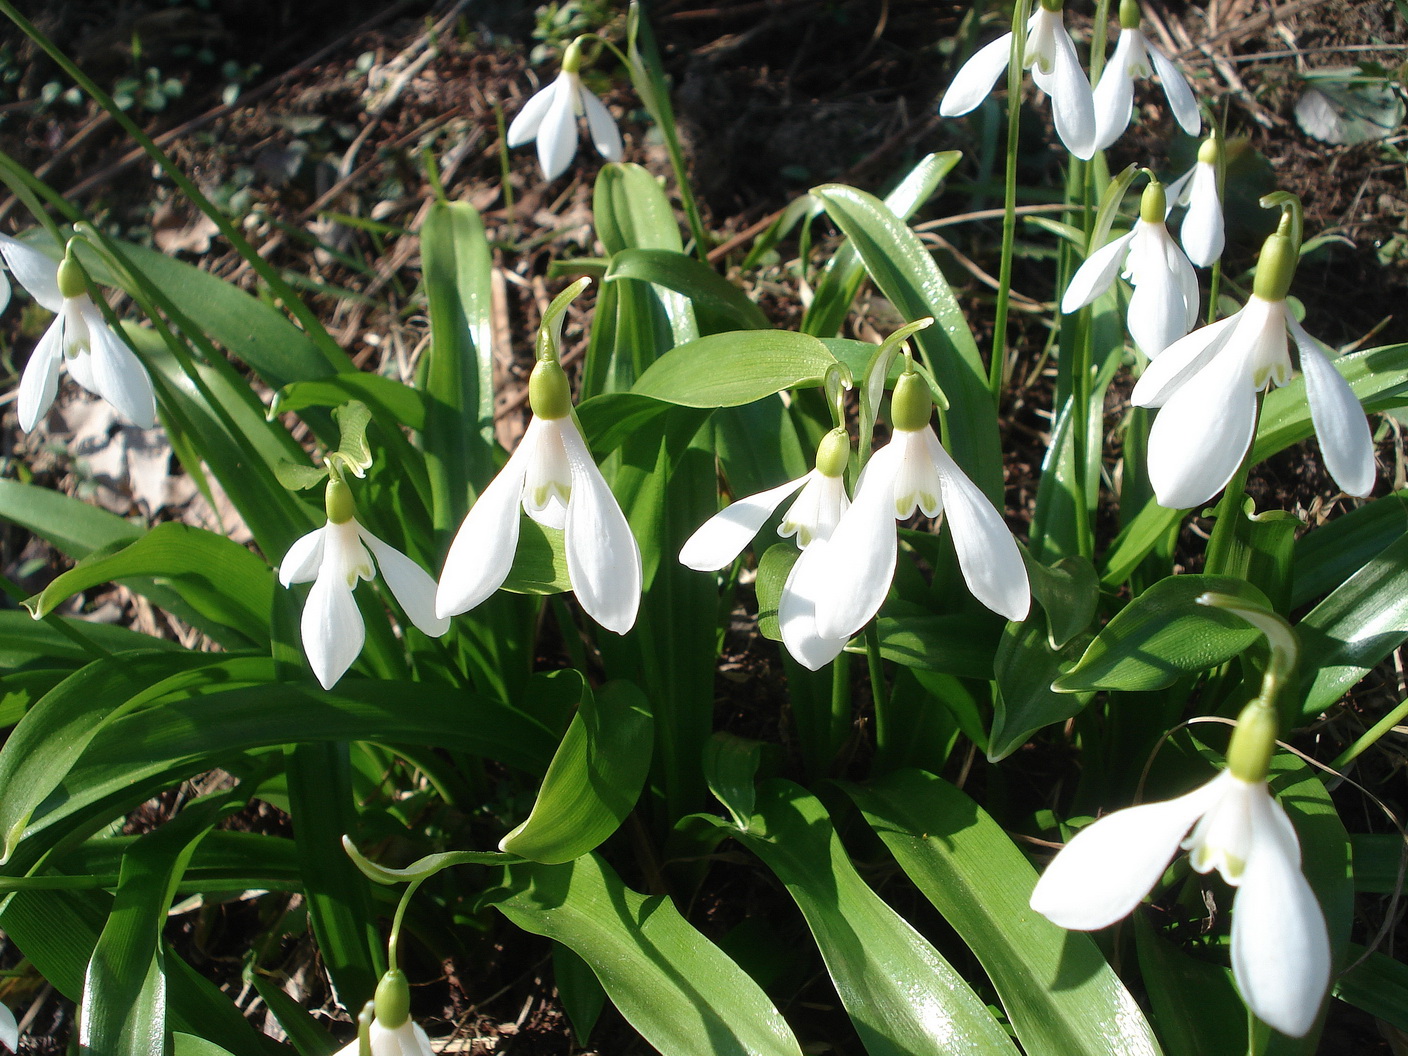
[483,853,804,1056]
[873,613,1001,680]
[1054,577,1272,693]
[725,780,1019,1056]
[1334,944,1408,1032]
[272,374,427,433]
[846,770,1163,1056]
[421,199,495,529]
[755,542,800,641]
[500,680,653,863]
[606,248,770,331]
[1292,489,1408,606]
[702,732,769,829]
[0,611,179,668]
[991,614,1092,761]
[1295,531,1408,717]
[502,517,572,595]
[631,330,836,407]
[0,478,143,559]
[1100,501,1183,589]
[1025,553,1099,649]
[25,523,275,650]
[810,183,1000,499]
[1134,914,1247,1056]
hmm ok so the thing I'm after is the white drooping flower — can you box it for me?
[281,477,449,690]
[507,37,623,182]
[436,358,641,634]
[1030,768,1331,1038]
[780,371,1030,671]
[1062,178,1199,358]
[13,247,156,432]
[1131,223,1374,509]
[1091,0,1200,152]
[1166,138,1225,267]
[939,0,1097,160]
[679,428,851,572]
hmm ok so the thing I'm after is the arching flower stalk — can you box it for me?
[1062,175,1199,358]
[1092,0,1200,151]
[939,0,1097,160]
[507,36,623,182]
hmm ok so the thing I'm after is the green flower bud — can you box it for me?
[814,428,850,478]
[374,968,411,1029]
[325,477,358,525]
[1251,232,1297,302]
[890,371,932,432]
[1139,179,1166,224]
[1118,0,1142,30]
[529,359,572,420]
[1197,136,1219,165]
[1039,0,1063,12]
[57,257,86,300]
[1226,701,1278,784]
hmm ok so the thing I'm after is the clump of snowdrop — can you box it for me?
[781,355,1030,670]
[10,238,155,432]
[1032,595,1330,1038]
[281,472,449,690]
[436,278,641,634]
[939,0,1097,160]
[1062,174,1199,358]
[507,36,624,182]
[1166,135,1225,267]
[1092,0,1200,152]
[1132,196,1375,508]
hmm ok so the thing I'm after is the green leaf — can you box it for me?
[502,517,572,596]
[331,400,374,477]
[1100,501,1183,589]
[0,611,179,669]
[271,374,428,433]
[1334,944,1408,1032]
[420,199,495,529]
[1025,554,1099,649]
[1054,577,1272,693]
[273,460,330,491]
[483,854,803,1056]
[1134,914,1247,1056]
[606,248,770,331]
[1291,489,1408,606]
[755,543,801,641]
[702,732,769,830]
[810,183,1000,499]
[25,523,276,650]
[873,613,1002,680]
[631,330,837,407]
[0,478,143,559]
[846,770,1163,1056]
[1295,531,1408,718]
[725,780,1020,1056]
[500,680,653,864]
[991,614,1092,761]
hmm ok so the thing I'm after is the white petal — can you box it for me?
[811,441,904,642]
[559,418,642,634]
[360,528,451,637]
[1170,233,1202,332]
[1035,21,1096,159]
[1030,776,1225,930]
[1149,44,1201,137]
[506,80,557,146]
[1131,310,1241,407]
[1146,339,1257,509]
[536,74,580,181]
[303,554,366,690]
[929,432,1030,621]
[578,85,624,162]
[1062,230,1135,314]
[435,425,537,619]
[1165,164,1197,210]
[1127,225,1194,358]
[780,472,850,547]
[1290,318,1375,497]
[374,1020,435,1056]
[1091,32,1138,151]
[778,539,851,671]
[939,34,1013,117]
[0,1001,17,1053]
[16,315,64,432]
[0,234,61,311]
[1180,163,1224,267]
[0,267,8,314]
[679,473,811,571]
[280,525,327,586]
[82,303,156,428]
[1230,789,1331,1038]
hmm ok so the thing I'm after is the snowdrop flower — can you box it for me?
[507,37,623,182]
[281,476,449,690]
[15,246,155,432]
[680,428,850,571]
[1132,215,1374,508]
[334,971,432,1056]
[780,368,1030,670]
[939,0,1096,160]
[1062,176,1198,358]
[436,355,641,633]
[0,1002,15,1053]
[1092,0,1200,152]
[1166,137,1225,267]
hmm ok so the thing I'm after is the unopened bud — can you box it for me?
[1226,701,1278,784]
[56,257,86,300]
[1118,0,1141,30]
[1251,232,1297,302]
[1139,180,1166,223]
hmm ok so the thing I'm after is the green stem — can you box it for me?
[831,650,852,760]
[1331,697,1408,770]
[387,876,426,968]
[1069,160,1097,561]
[864,623,887,760]
[988,0,1031,397]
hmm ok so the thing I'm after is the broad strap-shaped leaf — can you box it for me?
[482,853,804,1056]
[724,779,1020,1056]
[632,330,837,407]
[991,613,1093,761]
[845,770,1163,1056]
[500,679,653,863]
[0,478,143,559]
[606,248,770,332]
